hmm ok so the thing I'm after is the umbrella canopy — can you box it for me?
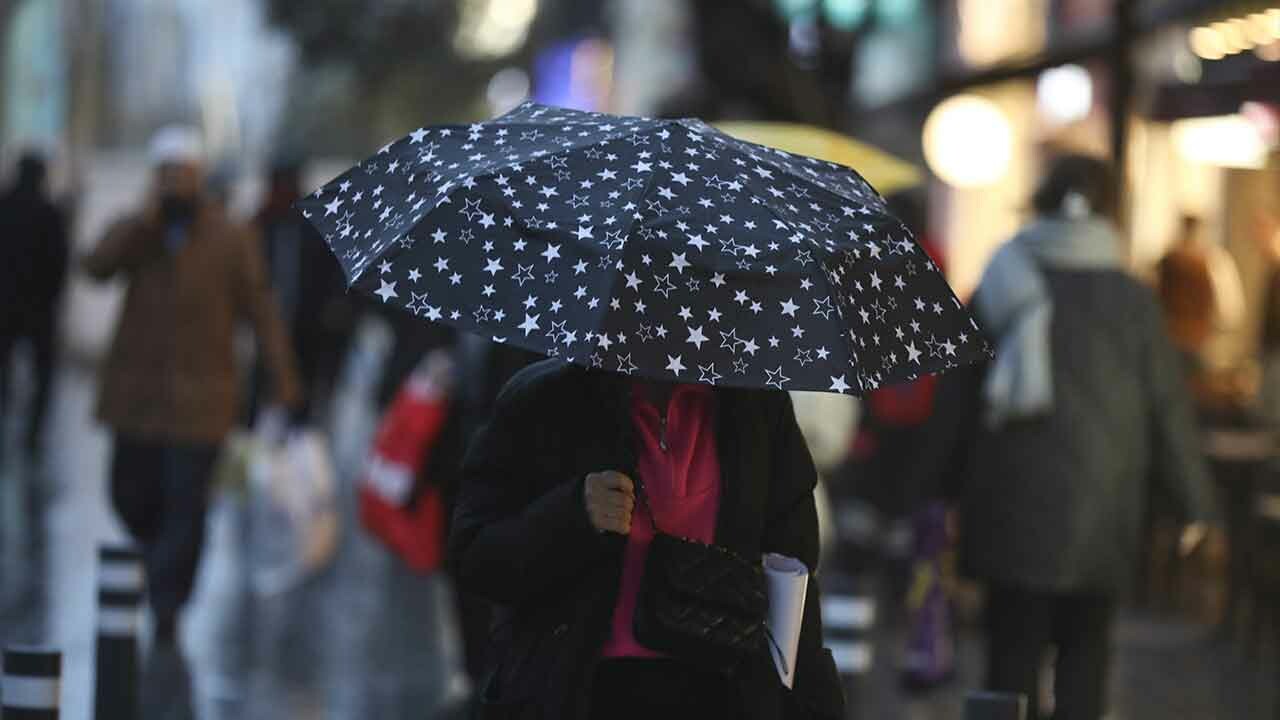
[713,122,922,196]
[297,102,986,394]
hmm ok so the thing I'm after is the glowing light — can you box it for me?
[1189,26,1226,60]
[1242,102,1280,147]
[923,94,1013,188]
[822,0,869,31]
[1036,64,1092,126]
[454,0,540,60]
[1246,13,1275,45]
[1214,20,1248,53]
[1172,114,1270,169]
[957,0,1044,66]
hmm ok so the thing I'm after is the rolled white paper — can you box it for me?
[763,552,809,689]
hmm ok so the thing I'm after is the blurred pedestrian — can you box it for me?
[853,190,958,692]
[250,159,354,425]
[935,155,1214,719]
[449,361,845,720]
[1156,215,1248,413]
[0,151,69,465]
[1255,208,1280,427]
[443,335,539,692]
[83,125,300,646]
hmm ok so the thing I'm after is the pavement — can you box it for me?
[1,329,469,720]
[1,334,1277,719]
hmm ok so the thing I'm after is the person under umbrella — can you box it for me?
[298,102,984,719]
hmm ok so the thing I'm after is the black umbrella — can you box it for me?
[297,102,986,394]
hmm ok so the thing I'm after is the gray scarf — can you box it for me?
[974,217,1122,427]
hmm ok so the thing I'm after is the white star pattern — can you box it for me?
[666,355,687,375]
[298,102,985,393]
[687,325,709,349]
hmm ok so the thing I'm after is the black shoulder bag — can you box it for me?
[631,477,768,673]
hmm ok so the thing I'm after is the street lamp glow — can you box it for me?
[923,94,1014,188]
[1036,64,1092,126]
[454,0,540,60]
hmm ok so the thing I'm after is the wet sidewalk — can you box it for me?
[1,346,469,719]
[1,357,1277,718]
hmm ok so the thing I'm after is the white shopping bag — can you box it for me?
[247,429,340,596]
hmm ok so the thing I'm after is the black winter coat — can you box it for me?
[449,359,845,719]
[0,185,67,333]
[920,270,1214,594]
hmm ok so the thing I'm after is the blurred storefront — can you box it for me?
[909,0,1280,379]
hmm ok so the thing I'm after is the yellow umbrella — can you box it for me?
[714,121,923,197]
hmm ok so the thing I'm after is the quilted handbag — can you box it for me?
[632,478,768,673]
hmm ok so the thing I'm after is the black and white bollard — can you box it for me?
[2,646,62,719]
[96,545,144,720]
[964,691,1027,720]
[821,583,876,682]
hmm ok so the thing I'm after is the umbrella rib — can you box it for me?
[816,255,867,395]
[589,137,671,353]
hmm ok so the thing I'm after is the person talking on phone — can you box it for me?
[84,125,300,647]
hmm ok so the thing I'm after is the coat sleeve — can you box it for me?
[82,215,158,281]
[762,394,845,720]
[1143,297,1216,524]
[448,377,617,606]
[233,225,302,409]
[909,360,986,504]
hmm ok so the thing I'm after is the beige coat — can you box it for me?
[85,202,300,444]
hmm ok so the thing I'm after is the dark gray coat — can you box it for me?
[930,269,1214,593]
[448,359,844,719]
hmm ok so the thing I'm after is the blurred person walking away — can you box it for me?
[857,190,958,692]
[1156,215,1249,413]
[250,160,354,425]
[1154,217,1250,624]
[1254,203,1280,426]
[83,126,300,647]
[934,155,1214,719]
[0,151,69,467]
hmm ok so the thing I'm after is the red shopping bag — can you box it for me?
[359,357,452,573]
